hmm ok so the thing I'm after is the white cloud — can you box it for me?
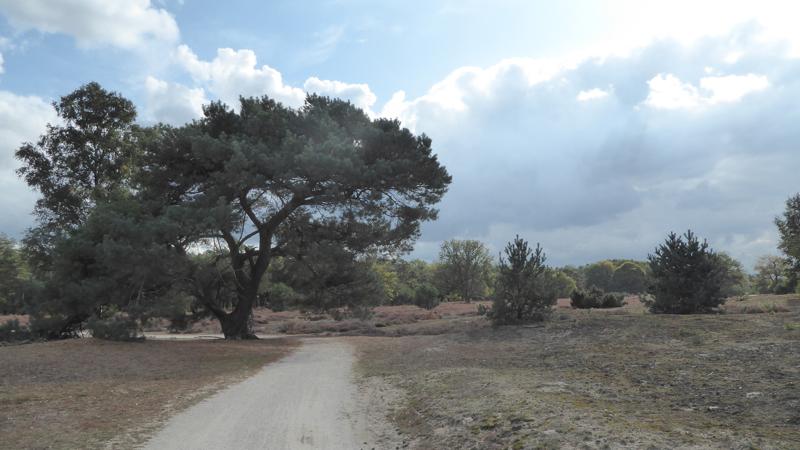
[0,91,57,238]
[376,33,798,269]
[174,45,305,109]
[169,44,381,117]
[0,0,179,49]
[644,73,769,110]
[0,52,4,74]
[303,77,377,115]
[643,74,701,109]
[577,87,610,101]
[143,76,206,125]
[700,74,769,104]
[380,57,568,130]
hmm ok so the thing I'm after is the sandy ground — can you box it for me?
[143,337,395,450]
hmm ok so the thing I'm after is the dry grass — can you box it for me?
[0,337,297,449]
[354,297,800,449]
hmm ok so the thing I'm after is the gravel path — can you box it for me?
[143,338,382,450]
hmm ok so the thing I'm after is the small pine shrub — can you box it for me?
[87,315,142,341]
[489,236,556,325]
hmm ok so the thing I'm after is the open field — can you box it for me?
[354,294,800,449]
[2,295,798,448]
[0,338,297,449]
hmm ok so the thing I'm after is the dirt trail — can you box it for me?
[143,338,390,450]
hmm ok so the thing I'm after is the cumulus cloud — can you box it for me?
[0,0,179,49]
[143,76,207,125]
[380,33,799,268]
[150,44,383,123]
[303,77,377,114]
[174,44,305,109]
[0,91,56,238]
[644,73,769,109]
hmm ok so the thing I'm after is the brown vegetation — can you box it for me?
[354,294,800,449]
[0,338,296,449]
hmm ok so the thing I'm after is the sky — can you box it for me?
[0,0,799,269]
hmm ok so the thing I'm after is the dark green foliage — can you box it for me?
[753,255,794,294]
[583,261,615,291]
[571,286,599,309]
[15,82,139,273]
[776,193,800,265]
[259,281,299,312]
[23,195,192,338]
[413,282,440,310]
[15,85,451,340]
[716,252,750,297]
[610,261,649,293]
[646,230,726,314]
[372,258,438,306]
[601,292,625,308]
[0,320,33,342]
[542,269,577,298]
[0,235,26,314]
[776,194,800,292]
[139,95,450,338]
[489,236,556,325]
[270,241,384,313]
[436,240,493,301]
[569,286,624,308]
[559,265,584,289]
[87,315,142,341]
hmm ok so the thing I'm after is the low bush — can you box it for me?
[87,315,142,341]
[570,287,626,309]
[601,292,625,308]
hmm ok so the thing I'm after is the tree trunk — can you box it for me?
[218,292,258,339]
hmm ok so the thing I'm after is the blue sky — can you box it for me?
[1,0,799,269]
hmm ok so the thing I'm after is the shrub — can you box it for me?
[570,287,625,309]
[87,315,142,341]
[414,283,440,310]
[394,284,417,305]
[28,315,82,340]
[489,236,556,325]
[0,319,32,342]
[646,230,726,314]
[601,292,625,308]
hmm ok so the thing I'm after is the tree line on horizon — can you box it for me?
[0,82,799,339]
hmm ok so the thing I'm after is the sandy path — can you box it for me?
[143,338,382,450]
